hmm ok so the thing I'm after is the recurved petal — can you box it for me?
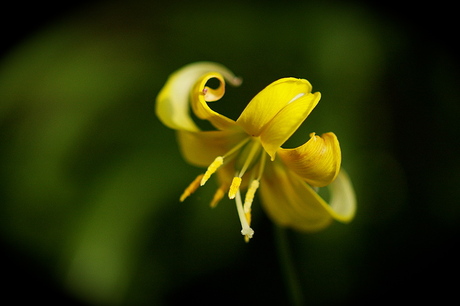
[278,132,341,187]
[259,162,356,232]
[191,72,240,131]
[259,92,321,160]
[260,161,333,231]
[176,129,247,167]
[156,62,241,131]
[327,169,357,222]
[236,78,315,138]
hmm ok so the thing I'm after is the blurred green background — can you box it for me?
[1,0,458,305]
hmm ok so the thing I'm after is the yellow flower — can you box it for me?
[156,62,356,241]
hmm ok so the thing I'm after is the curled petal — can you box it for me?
[236,78,317,139]
[191,72,240,130]
[259,92,321,160]
[327,169,356,222]
[177,129,247,167]
[259,162,355,232]
[156,62,241,131]
[278,132,341,187]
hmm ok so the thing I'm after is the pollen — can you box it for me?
[210,184,226,208]
[228,176,242,199]
[243,180,259,228]
[244,180,259,209]
[201,156,224,186]
[180,174,204,202]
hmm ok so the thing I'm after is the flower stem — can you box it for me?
[274,225,305,306]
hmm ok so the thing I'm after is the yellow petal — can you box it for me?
[236,78,315,138]
[176,129,247,167]
[191,72,240,130]
[259,162,355,232]
[327,169,357,222]
[156,62,241,131]
[278,132,341,187]
[260,162,332,231]
[259,92,321,160]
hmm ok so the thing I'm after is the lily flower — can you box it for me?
[156,62,356,241]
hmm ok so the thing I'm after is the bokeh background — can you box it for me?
[1,0,458,305]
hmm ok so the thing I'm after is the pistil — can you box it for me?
[235,190,254,242]
[180,136,266,242]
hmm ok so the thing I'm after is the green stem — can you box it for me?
[274,225,305,306]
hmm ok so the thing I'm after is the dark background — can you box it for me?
[1,0,458,305]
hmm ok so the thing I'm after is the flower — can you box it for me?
[156,62,356,241]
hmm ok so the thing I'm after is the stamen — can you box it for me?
[201,156,223,186]
[237,140,261,178]
[210,184,227,208]
[228,176,242,199]
[243,180,259,229]
[256,150,267,180]
[235,190,254,242]
[180,174,204,202]
[243,180,259,212]
[222,137,251,159]
[245,211,251,226]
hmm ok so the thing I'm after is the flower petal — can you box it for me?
[259,91,321,160]
[278,132,341,187]
[327,169,357,222]
[236,78,316,138]
[177,129,247,167]
[190,72,240,130]
[259,162,355,232]
[156,62,241,131]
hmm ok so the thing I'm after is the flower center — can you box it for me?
[180,136,267,242]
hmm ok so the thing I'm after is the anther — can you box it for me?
[243,180,259,210]
[210,184,227,208]
[228,176,242,199]
[180,174,204,202]
[201,156,224,186]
